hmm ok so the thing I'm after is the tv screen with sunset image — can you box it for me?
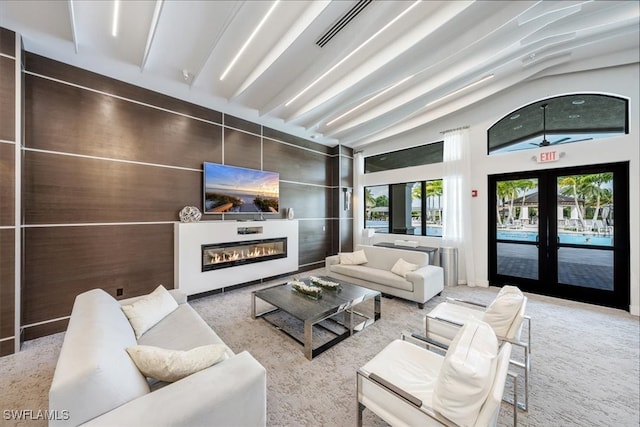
[203,162,280,214]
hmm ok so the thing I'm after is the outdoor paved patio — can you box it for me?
[497,244,613,291]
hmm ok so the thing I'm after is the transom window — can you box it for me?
[365,142,443,173]
[488,94,628,154]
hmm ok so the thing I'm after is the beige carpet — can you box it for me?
[1,269,639,426]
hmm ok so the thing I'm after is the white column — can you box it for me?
[353,152,364,246]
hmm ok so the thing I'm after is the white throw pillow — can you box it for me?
[391,258,418,278]
[121,285,179,339]
[433,321,498,427]
[339,250,368,265]
[126,344,227,382]
[482,286,524,338]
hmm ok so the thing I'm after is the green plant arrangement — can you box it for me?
[290,280,322,300]
[309,276,341,291]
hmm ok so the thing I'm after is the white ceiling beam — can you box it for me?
[140,0,164,72]
[190,1,243,88]
[231,0,331,98]
[67,0,78,53]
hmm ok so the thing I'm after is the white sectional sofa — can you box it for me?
[49,288,266,427]
[325,244,444,308]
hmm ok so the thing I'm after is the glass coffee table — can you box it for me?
[251,276,381,360]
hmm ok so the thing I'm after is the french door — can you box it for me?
[489,162,629,310]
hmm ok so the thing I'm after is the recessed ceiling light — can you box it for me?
[572,99,585,105]
[568,114,580,119]
[510,114,520,120]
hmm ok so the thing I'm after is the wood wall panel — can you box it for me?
[0,57,16,142]
[0,27,15,56]
[298,219,332,265]
[341,218,354,252]
[263,139,330,186]
[225,115,261,135]
[341,154,353,187]
[0,339,14,357]
[1,229,15,338]
[25,75,222,169]
[263,127,332,155]
[23,224,173,325]
[280,182,332,219]
[24,151,202,224]
[25,54,222,124]
[23,319,68,341]
[0,144,14,226]
[223,129,262,170]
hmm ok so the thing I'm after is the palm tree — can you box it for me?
[558,176,585,225]
[578,173,613,221]
[426,179,443,223]
[365,188,375,208]
[515,179,536,221]
[496,181,511,225]
[497,180,520,224]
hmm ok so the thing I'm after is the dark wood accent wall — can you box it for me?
[0,27,17,356]
[19,51,353,341]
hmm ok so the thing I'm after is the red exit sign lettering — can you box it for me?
[538,151,558,163]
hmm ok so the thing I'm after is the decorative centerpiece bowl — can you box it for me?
[309,276,341,291]
[289,280,322,300]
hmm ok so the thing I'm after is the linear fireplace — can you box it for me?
[202,237,287,272]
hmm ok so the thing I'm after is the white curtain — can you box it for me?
[442,128,476,285]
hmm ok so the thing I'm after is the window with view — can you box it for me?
[365,179,443,237]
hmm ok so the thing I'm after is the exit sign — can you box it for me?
[538,151,558,163]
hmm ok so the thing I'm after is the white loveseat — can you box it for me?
[49,288,266,427]
[325,244,444,308]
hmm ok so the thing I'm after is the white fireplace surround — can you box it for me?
[175,220,299,296]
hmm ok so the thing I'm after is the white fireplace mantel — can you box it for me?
[174,220,299,296]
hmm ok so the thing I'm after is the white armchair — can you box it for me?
[357,321,517,427]
[424,285,530,410]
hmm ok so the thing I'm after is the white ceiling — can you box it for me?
[1,0,638,151]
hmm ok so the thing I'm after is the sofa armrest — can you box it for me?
[82,351,266,427]
[406,265,444,284]
[325,254,340,268]
[405,265,444,302]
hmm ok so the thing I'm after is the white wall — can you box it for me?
[357,63,639,315]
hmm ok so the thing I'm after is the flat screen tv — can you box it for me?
[203,162,279,214]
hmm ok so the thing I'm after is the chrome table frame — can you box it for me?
[252,277,381,360]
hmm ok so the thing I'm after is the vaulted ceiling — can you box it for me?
[1,0,638,151]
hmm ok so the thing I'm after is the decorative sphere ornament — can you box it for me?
[179,206,202,222]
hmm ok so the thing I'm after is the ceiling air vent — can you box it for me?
[316,0,372,48]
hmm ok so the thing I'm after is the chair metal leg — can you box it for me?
[356,371,364,427]
[507,344,529,411]
[357,402,364,427]
[507,372,518,426]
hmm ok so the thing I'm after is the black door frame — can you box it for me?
[489,162,630,310]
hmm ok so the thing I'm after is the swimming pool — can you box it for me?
[497,230,613,246]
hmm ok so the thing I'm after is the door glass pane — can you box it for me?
[558,248,613,290]
[495,178,539,280]
[556,173,614,289]
[497,243,538,280]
